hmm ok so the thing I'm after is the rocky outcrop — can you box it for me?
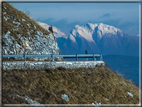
[2,2,61,61]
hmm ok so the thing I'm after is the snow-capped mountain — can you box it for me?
[37,21,139,56]
[62,23,139,56]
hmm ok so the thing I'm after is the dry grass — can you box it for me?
[2,66,140,104]
[2,2,50,39]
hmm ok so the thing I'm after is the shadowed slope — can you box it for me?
[3,66,140,104]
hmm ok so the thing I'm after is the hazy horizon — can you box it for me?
[9,2,139,36]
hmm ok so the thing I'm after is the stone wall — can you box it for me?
[2,61,105,70]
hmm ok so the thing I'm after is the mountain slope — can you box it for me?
[3,66,140,104]
[62,23,139,56]
[2,2,61,61]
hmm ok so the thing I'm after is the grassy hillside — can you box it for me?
[2,2,50,39]
[3,66,140,104]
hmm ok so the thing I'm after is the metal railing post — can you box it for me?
[76,54,78,61]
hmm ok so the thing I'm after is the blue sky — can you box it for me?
[9,2,139,35]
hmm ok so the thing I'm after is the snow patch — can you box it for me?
[3,31,10,38]
[13,21,21,27]
[69,34,76,43]
[13,28,18,31]
[98,23,121,35]
[3,12,6,14]
[3,16,9,21]
[105,98,109,101]
[3,6,7,9]
[27,32,30,35]
[61,94,70,101]
[92,101,101,106]
[87,22,98,30]
[27,23,31,28]
[11,94,42,105]
[72,25,94,42]
[127,92,133,97]
[22,19,26,21]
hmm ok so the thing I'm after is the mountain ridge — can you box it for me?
[38,21,139,56]
[62,22,139,56]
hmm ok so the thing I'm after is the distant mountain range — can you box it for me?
[38,22,139,56]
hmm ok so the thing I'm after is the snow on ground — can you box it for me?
[69,34,76,43]
[11,94,45,106]
[92,101,101,106]
[61,94,70,101]
[105,98,109,101]
[127,92,133,97]
[87,22,98,30]
[3,6,7,9]
[72,25,94,42]
[97,23,122,35]
[3,16,9,21]
[22,19,26,21]
[3,12,6,14]
[27,23,31,28]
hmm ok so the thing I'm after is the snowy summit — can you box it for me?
[70,22,122,42]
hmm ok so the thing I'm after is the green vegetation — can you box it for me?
[3,66,140,104]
